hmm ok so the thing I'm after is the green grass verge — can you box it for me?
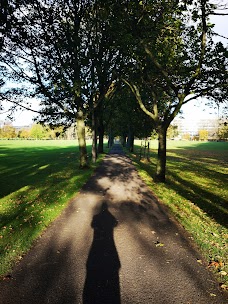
[0,139,107,277]
[129,140,228,288]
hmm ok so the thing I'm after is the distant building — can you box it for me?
[173,116,219,139]
[14,124,32,131]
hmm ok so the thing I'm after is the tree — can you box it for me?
[122,0,227,181]
[218,122,228,140]
[0,123,17,138]
[1,0,124,165]
[167,125,179,140]
[30,124,45,140]
[1,0,97,167]
[199,129,209,141]
[83,0,124,160]
[106,86,155,152]
[18,128,30,139]
[182,133,191,141]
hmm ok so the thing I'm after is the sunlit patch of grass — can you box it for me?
[129,140,228,286]
[0,140,108,277]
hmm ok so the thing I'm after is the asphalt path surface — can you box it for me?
[0,144,227,303]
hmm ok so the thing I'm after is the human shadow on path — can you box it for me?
[83,202,121,304]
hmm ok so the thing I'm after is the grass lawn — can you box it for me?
[0,139,107,277]
[130,140,228,288]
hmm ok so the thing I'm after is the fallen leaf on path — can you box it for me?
[219,271,227,276]
[197,259,203,264]
[155,241,164,247]
[220,284,228,291]
[166,260,173,264]
[3,274,12,281]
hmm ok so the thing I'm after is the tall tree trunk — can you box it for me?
[121,134,127,147]
[127,127,134,152]
[108,128,114,148]
[98,119,104,153]
[155,125,167,182]
[76,110,88,168]
[91,108,97,163]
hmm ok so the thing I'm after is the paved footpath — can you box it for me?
[0,144,227,304]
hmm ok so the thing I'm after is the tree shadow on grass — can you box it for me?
[0,144,92,199]
[138,160,227,228]
[83,202,121,304]
[132,146,227,228]
[166,172,228,228]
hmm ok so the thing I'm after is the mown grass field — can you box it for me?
[130,140,228,287]
[0,139,107,277]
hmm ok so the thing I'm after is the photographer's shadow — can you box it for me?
[83,202,121,304]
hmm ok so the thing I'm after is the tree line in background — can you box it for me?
[1,119,227,142]
[0,122,66,139]
[1,0,227,182]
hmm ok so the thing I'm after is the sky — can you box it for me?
[9,107,39,127]
[180,97,218,119]
[179,11,228,122]
[0,5,227,127]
